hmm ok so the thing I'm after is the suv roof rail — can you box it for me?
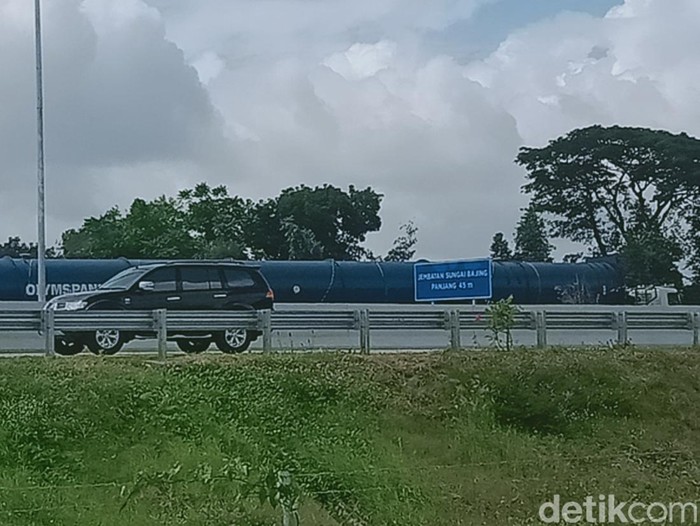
[136,260,260,268]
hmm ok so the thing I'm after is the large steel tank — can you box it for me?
[0,257,623,304]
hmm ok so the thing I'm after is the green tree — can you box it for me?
[0,237,34,258]
[0,237,60,258]
[517,125,700,285]
[513,205,553,262]
[489,232,512,261]
[516,126,700,257]
[384,221,418,262]
[178,183,251,259]
[246,184,383,260]
[62,208,128,258]
[62,183,386,261]
[62,197,197,258]
[280,218,323,260]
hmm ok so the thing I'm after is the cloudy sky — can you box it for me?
[2,0,699,260]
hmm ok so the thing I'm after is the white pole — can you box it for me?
[34,0,47,304]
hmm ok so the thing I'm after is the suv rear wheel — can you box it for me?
[215,329,251,353]
[86,329,124,355]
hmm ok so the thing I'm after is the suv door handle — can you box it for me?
[167,296,181,301]
[213,293,227,298]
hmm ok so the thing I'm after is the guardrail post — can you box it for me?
[692,312,700,348]
[153,309,167,359]
[259,309,272,352]
[616,311,628,346]
[42,308,55,357]
[449,309,461,351]
[535,311,547,349]
[359,309,370,354]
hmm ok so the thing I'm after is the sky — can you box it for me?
[2,0,700,260]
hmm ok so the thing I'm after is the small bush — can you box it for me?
[485,354,638,436]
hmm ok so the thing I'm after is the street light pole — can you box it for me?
[34,0,47,304]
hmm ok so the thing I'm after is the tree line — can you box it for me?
[1,184,417,262]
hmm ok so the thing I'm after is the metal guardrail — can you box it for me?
[1,306,699,356]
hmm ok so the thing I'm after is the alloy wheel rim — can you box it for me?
[224,329,247,348]
[96,330,120,349]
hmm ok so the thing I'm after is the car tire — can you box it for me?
[215,329,252,353]
[54,336,85,356]
[177,339,210,354]
[86,329,124,355]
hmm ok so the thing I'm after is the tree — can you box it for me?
[0,237,34,258]
[517,125,700,285]
[62,197,198,258]
[619,221,683,288]
[682,206,700,303]
[0,237,60,258]
[246,184,383,260]
[513,205,553,262]
[178,183,250,259]
[384,221,418,262]
[517,126,700,257]
[280,218,323,260]
[62,183,386,261]
[489,232,512,261]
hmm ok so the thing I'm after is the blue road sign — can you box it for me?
[414,259,493,302]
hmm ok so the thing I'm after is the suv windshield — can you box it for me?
[99,267,152,290]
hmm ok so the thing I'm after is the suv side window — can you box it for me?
[144,268,177,292]
[223,268,258,289]
[180,266,220,291]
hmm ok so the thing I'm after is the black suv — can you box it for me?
[44,262,274,356]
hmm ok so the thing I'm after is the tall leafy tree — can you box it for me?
[178,183,251,259]
[489,232,512,261]
[62,197,197,258]
[517,126,700,257]
[62,208,129,258]
[247,184,383,260]
[517,125,700,287]
[513,205,553,262]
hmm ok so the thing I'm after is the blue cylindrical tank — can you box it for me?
[257,261,416,303]
[491,260,622,304]
[0,257,152,301]
[0,257,623,304]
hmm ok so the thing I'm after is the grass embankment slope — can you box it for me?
[0,350,698,525]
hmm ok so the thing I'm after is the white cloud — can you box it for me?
[1,0,699,260]
[0,0,230,244]
[323,41,397,81]
[466,0,700,145]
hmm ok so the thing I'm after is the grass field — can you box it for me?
[0,349,699,525]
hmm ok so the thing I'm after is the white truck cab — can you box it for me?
[632,286,680,307]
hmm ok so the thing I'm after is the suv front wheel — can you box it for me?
[86,329,125,355]
[215,329,251,353]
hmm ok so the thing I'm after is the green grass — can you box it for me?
[0,349,699,525]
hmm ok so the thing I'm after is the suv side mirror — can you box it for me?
[138,281,155,292]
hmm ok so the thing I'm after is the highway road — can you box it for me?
[0,327,694,356]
